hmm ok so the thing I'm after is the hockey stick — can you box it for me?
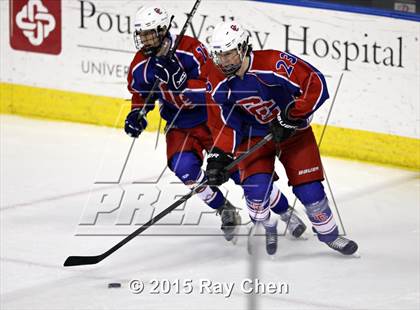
[137,0,202,118]
[64,133,273,266]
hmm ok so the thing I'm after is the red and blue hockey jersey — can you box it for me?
[206,50,330,153]
[127,34,210,128]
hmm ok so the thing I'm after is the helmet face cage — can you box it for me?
[133,25,167,56]
[212,39,250,76]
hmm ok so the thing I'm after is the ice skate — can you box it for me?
[279,207,307,238]
[326,236,358,255]
[217,200,241,242]
[264,220,278,255]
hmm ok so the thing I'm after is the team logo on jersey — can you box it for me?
[313,212,329,222]
[154,8,162,14]
[10,0,61,55]
[237,97,280,124]
[230,25,239,31]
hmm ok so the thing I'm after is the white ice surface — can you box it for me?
[1,115,419,310]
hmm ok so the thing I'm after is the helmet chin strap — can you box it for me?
[236,44,249,76]
[238,44,248,62]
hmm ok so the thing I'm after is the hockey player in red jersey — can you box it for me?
[205,21,358,255]
[124,6,243,241]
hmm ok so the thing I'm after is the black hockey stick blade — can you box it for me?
[64,254,105,267]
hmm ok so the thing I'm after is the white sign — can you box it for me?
[1,0,419,138]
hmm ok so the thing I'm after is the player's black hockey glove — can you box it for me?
[270,104,306,143]
[206,147,234,186]
[124,108,148,138]
[154,57,188,92]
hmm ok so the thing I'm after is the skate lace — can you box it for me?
[265,226,278,244]
[266,233,277,244]
[328,237,348,249]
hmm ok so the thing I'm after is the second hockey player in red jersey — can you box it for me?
[124,6,243,241]
[205,21,358,255]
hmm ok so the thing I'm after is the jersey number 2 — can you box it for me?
[276,52,297,77]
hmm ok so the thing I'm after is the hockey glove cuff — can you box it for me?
[270,103,306,143]
[206,147,234,186]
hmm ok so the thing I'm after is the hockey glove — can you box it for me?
[270,104,306,143]
[206,147,234,186]
[124,108,148,138]
[154,57,187,92]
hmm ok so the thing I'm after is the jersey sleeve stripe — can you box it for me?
[143,58,151,84]
[183,87,206,92]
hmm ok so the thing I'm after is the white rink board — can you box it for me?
[1,0,419,138]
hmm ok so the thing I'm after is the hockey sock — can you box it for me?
[293,182,338,242]
[269,185,289,214]
[243,174,272,222]
[193,171,225,209]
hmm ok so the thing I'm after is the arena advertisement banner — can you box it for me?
[0,0,419,163]
[9,0,62,55]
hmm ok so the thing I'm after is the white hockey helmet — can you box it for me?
[133,6,171,54]
[210,22,250,75]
